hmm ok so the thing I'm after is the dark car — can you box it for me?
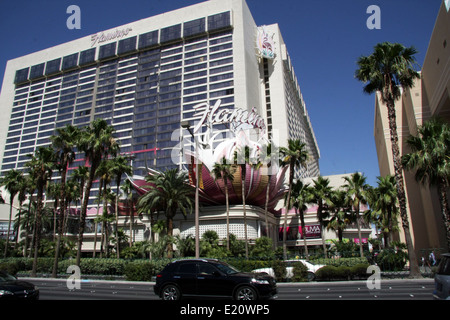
[154,259,277,300]
[0,271,39,300]
[433,253,450,300]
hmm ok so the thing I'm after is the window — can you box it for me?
[29,63,45,80]
[62,53,79,70]
[15,68,29,84]
[184,18,206,38]
[198,263,217,275]
[207,12,231,32]
[160,24,182,44]
[118,36,137,55]
[79,48,96,66]
[45,58,61,75]
[99,43,117,60]
[138,30,159,50]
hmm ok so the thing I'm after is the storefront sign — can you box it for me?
[300,224,322,239]
[278,224,322,240]
[91,27,133,47]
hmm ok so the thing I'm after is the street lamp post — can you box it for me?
[180,120,200,258]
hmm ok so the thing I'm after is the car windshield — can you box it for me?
[214,262,240,275]
[0,272,17,282]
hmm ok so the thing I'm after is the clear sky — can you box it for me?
[0,0,443,186]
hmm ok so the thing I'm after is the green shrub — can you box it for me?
[272,260,287,281]
[375,249,407,271]
[291,262,308,282]
[124,261,155,281]
[350,263,370,279]
[316,264,370,281]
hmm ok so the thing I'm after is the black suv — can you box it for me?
[154,259,277,300]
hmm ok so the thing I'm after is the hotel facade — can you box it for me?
[0,0,321,254]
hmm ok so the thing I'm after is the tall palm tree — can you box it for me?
[15,173,30,249]
[343,172,370,257]
[290,180,313,258]
[121,179,135,247]
[76,119,119,266]
[280,139,309,259]
[402,118,450,250]
[261,142,279,239]
[356,42,421,277]
[137,169,193,258]
[25,146,55,277]
[109,155,132,258]
[0,169,23,257]
[50,124,80,277]
[310,176,333,256]
[233,146,251,258]
[212,157,235,250]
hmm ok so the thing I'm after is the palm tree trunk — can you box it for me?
[386,99,421,278]
[437,178,450,251]
[76,170,95,267]
[167,215,174,258]
[31,185,44,277]
[3,197,14,258]
[283,162,294,260]
[264,175,271,239]
[225,179,230,250]
[53,165,68,278]
[242,166,248,259]
[299,209,309,259]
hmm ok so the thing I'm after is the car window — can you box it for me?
[198,263,218,275]
[215,262,239,275]
[177,262,197,275]
[0,272,16,282]
[437,257,450,275]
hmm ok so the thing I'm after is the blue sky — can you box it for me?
[0,0,443,186]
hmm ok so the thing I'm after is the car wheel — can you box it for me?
[307,272,316,281]
[161,284,181,300]
[234,286,257,300]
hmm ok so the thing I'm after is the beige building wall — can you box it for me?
[374,1,450,255]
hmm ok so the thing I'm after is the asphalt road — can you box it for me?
[24,277,435,300]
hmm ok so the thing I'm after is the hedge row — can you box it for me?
[0,257,370,282]
[315,264,370,281]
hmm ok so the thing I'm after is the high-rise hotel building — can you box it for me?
[0,0,319,236]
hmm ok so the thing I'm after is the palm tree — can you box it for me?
[310,176,333,256]
[211,157,235,250]
[233,145,251,258]
[95,159,113,257]
[355,41,421,277]
[327,189,351,243]
[50,124,80,277]
[120,179,135,247]
[343,172,371,257]
[402,118,450,250]
[109,155,132,258]
[290,180,313,258]
[368,175,399,248]
[76,119,119,266]
[15,173,30,249]
[260,142,279,238]
[0,169,23,257]
[280,139,309,259]
[137,169,193,258]
[25,146,55,277]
